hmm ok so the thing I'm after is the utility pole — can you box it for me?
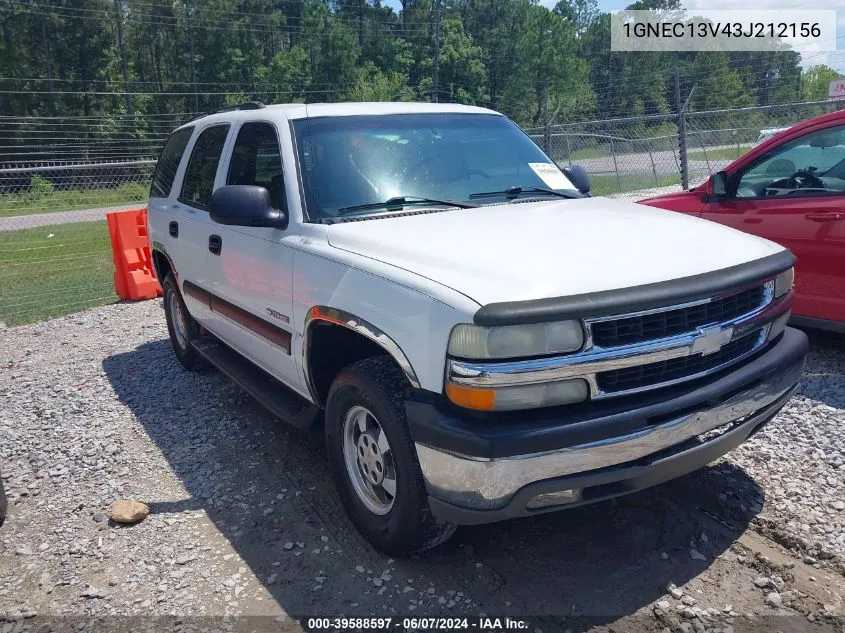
[542,81,550,154]
[675,64,688,190]
[40,18,54,95]
[675,63,696,191]
[185,0,199,113]
[114,0,133,115]
[359,0,365,50]
[432,0,441,103]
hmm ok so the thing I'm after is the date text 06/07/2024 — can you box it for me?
[305,617,531,630]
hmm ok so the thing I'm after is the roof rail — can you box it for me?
[214,101,266,114]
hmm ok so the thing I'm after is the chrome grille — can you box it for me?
[597,329,764,394]
[591,286,766,347]
[447,273,791,404]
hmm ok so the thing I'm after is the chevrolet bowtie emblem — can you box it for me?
[691,324,734,356]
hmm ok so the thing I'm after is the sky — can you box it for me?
[379,0,845,74]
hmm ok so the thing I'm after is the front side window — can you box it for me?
[150,126,193,198]
[227,122,285,210]
[180,124,231,209]
[737,125,845,198]
[292,113,576,220]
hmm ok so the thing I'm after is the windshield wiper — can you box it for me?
[468,185,580,200]
[336,196,478,215]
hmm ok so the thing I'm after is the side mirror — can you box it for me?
[561,164,591,195]
[712,171,728,197]
[210,185,288,229]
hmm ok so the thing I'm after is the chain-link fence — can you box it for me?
[0,112,194,327]
[527,112,683,200]
[526,98,845,201]
[2,99,845,326]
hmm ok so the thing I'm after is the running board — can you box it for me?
[192,339,318,431]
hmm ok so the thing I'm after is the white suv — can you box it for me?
[147,101,807,556]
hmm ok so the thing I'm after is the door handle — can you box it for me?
[208,234,222,255]
[168,221,178,238]
[805,212,844,222]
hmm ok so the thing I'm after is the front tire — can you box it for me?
[162,273,208,371]
[325,356,456,556]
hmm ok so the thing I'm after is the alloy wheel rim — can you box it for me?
[169,292,188,349]
[342,405,396,515]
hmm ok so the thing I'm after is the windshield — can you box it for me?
[292,113,577,220]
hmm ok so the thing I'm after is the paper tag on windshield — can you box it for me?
[528,162,570,190]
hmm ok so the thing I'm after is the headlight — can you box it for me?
[448,321,584,359]
[775,267,794,298]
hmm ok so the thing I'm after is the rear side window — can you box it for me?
[180,124,231,209]
[150,126,193,198]
[227,122,286,210]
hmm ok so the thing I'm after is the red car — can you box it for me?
[640,110,845,332]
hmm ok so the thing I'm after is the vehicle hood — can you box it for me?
[326,197,785,307]
[637,187,702,207]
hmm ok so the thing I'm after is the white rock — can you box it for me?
[689,549,707,561]
[765,592,782,609]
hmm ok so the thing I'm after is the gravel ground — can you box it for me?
[0,300,843,633]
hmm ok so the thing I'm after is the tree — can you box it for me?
[419,15,488,104]
[0,0,831,156]
[690,52,754,111]
[802,65,841,102]
[553,0,597,36]
[346,62,412,101]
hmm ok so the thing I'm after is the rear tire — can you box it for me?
[325,356,456,557]
[162,273,208,371]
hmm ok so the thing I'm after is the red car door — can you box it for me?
[698,124,845,325]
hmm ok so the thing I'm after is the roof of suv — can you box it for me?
[179,101,501,131]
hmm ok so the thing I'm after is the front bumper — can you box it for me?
[407,327,808,525]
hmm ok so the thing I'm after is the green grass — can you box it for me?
[549,147,613,163]
[0,182,149,218]
[589,173,681,197]
[567,147,612,160]
[0,220,117,326]
[687,146,751,162]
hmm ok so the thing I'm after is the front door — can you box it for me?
[204,121,305,396]
[702,124,845,323]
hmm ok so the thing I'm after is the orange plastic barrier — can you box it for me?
[106,208,163,301]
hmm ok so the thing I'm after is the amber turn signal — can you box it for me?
[445,382,496,411]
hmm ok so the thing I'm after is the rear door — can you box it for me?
[147,125,193,284]
[173,123,232,324]
[701,124,845,324]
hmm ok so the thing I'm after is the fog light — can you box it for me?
[526,489,582,509]
[492,379,589,411]
[446,378,589,411]
[767,311,790,341]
